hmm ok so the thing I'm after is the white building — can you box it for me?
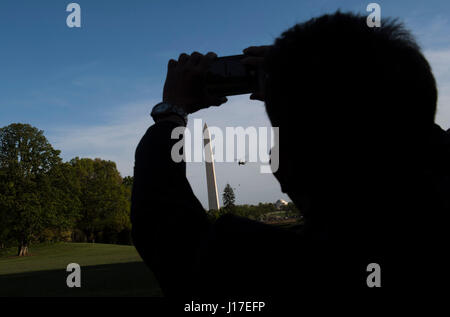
[275,199,288,210]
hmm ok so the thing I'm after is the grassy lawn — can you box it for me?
[0,242,162,297]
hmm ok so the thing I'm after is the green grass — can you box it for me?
[0,242,163,297]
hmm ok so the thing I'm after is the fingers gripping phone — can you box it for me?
[205,55,264,97]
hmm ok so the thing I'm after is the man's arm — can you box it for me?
[131,119,210,296]
[131,52,227,296]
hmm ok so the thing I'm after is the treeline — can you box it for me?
[207,202,302,222]
[216,183,302,222]
[0,123,132,255]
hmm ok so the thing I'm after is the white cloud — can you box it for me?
[48,101,155,177]
[424,48,450,129]
[413,15,450,49]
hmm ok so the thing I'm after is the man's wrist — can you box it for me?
[151,102,188,126]
[153,113,187,126]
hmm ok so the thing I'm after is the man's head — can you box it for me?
[264,12,437,207]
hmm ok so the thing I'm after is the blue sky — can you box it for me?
[1,0,449,208]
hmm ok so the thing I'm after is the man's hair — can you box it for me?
[264,12,437,143]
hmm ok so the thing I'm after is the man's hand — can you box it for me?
[163,52,227,114]
[242,46,272,101]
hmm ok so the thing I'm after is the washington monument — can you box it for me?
[203,123,220,210]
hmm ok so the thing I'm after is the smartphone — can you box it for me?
[206,55,261,97]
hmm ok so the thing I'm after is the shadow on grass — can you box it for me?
[0,261,163,297]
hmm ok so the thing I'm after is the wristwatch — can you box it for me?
[150,102,188,125]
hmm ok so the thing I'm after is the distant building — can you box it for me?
[275,199,288,210]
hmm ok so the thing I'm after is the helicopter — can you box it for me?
[236,156,247,166]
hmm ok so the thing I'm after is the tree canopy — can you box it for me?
[0,124,64,255]
[69,157,131,243]
[0,123,133,255]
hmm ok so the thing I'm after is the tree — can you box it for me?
[122,176,134,189]
[0,123,62,255]
[222,183,236,209]
[39,162,82,241]
[70,158,131,243]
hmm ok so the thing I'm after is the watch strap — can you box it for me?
[151,102,188,125]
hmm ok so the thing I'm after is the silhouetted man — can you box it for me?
[131,12,449,299]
